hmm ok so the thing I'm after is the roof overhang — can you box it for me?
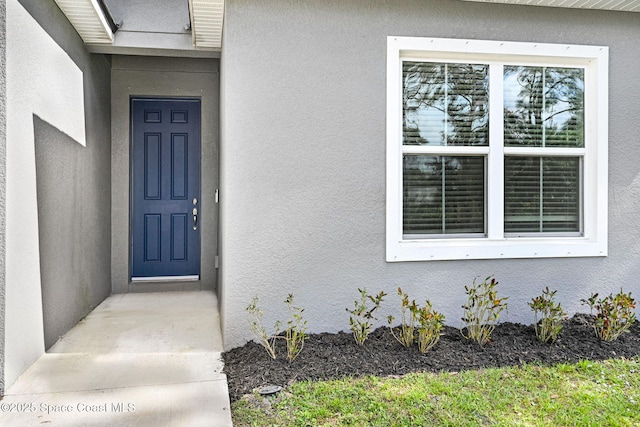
[189,0,224,49]
[53,0,114,44]
[52,0,638,57]
[53,0,224,57]
[461,0,640,12]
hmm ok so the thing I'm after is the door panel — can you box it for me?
[131,99,201,278]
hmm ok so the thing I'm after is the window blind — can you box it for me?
[503,65,584,234]
[403,155,485,236]
[401,62,584,238]
[402,62,488,236]
[504,157,580,233]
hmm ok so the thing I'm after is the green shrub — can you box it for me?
[581,290,636,342]
[387,288,445,353]
[246,294,308,362]
[415,300,445,353]
[528,287,566,343]
[246,296,280,359]
[283,294,308,362]
[387,288,418,348]
[347,288,386,346]
[461,276,508,346]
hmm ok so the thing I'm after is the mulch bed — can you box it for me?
[223,314,640,402]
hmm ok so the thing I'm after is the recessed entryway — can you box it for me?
[130,98,202,280]
[110,55,219,294]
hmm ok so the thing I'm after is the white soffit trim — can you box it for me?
[53,0,113,44]
[461,0,640,12]
[189,0,224,49]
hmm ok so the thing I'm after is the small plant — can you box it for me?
[387,288,418,348]
[461,275,508,346]
[246,296,280,359]
[387,288,445,353]
[283,294,308,362]
[415,300,445,353]
[581,289,636,342]
[528,287,566,343]
[246,294,308,362]
[347,288,387,346]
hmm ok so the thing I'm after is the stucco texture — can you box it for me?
[5,0,111,386]
[220,0,640,349]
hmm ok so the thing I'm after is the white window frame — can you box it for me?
[386,37,608,262]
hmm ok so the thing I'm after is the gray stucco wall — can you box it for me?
[0,0,7,396]
[111,55,219,294]
[220,0,640,349]
[19,0,112,350]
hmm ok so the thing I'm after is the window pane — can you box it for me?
[403,156,485,235]
[504,66,584,148]
[504,156,580,233]
[403,62,489,146]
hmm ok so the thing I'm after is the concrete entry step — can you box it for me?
[128,279,204,293]
[0,291,233,426]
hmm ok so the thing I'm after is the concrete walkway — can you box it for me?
[0,291,233,426]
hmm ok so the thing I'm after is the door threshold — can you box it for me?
[131,275,200,283]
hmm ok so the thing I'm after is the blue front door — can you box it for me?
[131,98,201,278]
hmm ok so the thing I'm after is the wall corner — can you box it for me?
[0,0,7,397]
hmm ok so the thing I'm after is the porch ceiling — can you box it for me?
[52,0,114,44]
[190,0,224,49]
[461,0,640,12]
[53,0,224,57]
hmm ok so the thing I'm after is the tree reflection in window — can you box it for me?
[503,67,584,234]
[504,66,584,148]
[402,62,488,236]
[403,62,489,146]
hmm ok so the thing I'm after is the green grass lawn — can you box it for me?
[231,358,640,426]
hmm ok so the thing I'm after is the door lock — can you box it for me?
[193,207,198,230]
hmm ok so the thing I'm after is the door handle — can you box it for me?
[193,207,198,230]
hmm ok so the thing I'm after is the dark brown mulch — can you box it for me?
[222,314,640,402]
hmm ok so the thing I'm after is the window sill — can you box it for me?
[386,236,607,262]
